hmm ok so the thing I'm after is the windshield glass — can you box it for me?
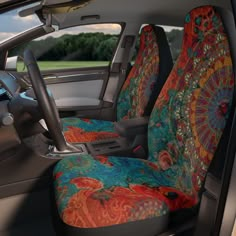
[0,3,42,42]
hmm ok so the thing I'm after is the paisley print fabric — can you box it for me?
[54,155,197,228]
[148,6,234,196]
[62,118,118,143]
[62,24,160,142]
[54,6,234,229]
[117,25,160,120]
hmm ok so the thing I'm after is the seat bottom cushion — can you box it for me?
[62,118,119,143]
[53,154,197,232]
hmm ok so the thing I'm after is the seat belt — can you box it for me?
[144,25,173,116]
[113,35,135,103]
[103,35,134,107]
[120,35,135,84]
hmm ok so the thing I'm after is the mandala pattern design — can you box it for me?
[148,6,234,195]
[54,6,234,229]
[62,25,160,142]
[117,24,160,120]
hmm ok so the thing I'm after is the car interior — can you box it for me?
[0,0,236,236]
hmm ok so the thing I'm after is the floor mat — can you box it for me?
[0,216,56,236]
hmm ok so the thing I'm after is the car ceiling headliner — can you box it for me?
[49,0,232,28]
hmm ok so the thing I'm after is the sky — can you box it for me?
[0,11,122,42]
[0,5,182,42]
[0,8,41,41]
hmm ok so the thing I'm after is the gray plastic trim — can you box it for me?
[55,97,101,107]
[103,73,120,103]
[219,153,236,236]
[47,80,104,100]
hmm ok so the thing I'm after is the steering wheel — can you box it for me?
[23,49,68,152]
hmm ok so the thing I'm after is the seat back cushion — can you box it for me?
[148,6,234,199]
[116,25,160,121]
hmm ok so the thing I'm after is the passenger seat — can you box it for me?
[62,25,173,143]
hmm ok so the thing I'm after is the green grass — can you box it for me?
[17,61,109,72]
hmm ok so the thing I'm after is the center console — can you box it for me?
[26,116,149,159]
[45,137,131,159]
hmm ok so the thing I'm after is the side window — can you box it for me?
[9,24,121,72]
[132,24,183,62]
[164,25,183,62]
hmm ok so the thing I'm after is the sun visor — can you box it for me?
[44,0,93,14]
[19,0,93,17]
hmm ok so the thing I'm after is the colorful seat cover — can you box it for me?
[63,24,162,143]
[54,6,234,230]
[62,118,118,143]
[54,155,196,228]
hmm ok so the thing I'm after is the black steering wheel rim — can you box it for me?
[24,49,68,151]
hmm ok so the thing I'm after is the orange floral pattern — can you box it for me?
[64,126,119,143]
[54,155,197,228]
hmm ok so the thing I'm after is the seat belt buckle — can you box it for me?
[164,192,178,200]
[121,68,126,74]
[133,145,146,159]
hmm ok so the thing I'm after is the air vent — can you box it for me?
[0,88,11,101]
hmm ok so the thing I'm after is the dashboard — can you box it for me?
[0,70,46,149]
[0,71,23,153]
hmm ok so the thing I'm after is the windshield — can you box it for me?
[0,3,42,42]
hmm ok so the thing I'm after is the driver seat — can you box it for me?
[53,6,234,236]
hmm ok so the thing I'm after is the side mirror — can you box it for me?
[5,56,19,71]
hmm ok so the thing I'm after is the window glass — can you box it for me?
[164,25,183,62]
[0,3,42,42]
[8,24,121,71]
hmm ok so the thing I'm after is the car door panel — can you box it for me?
[41,66,115,119]
[47,79,104,107]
